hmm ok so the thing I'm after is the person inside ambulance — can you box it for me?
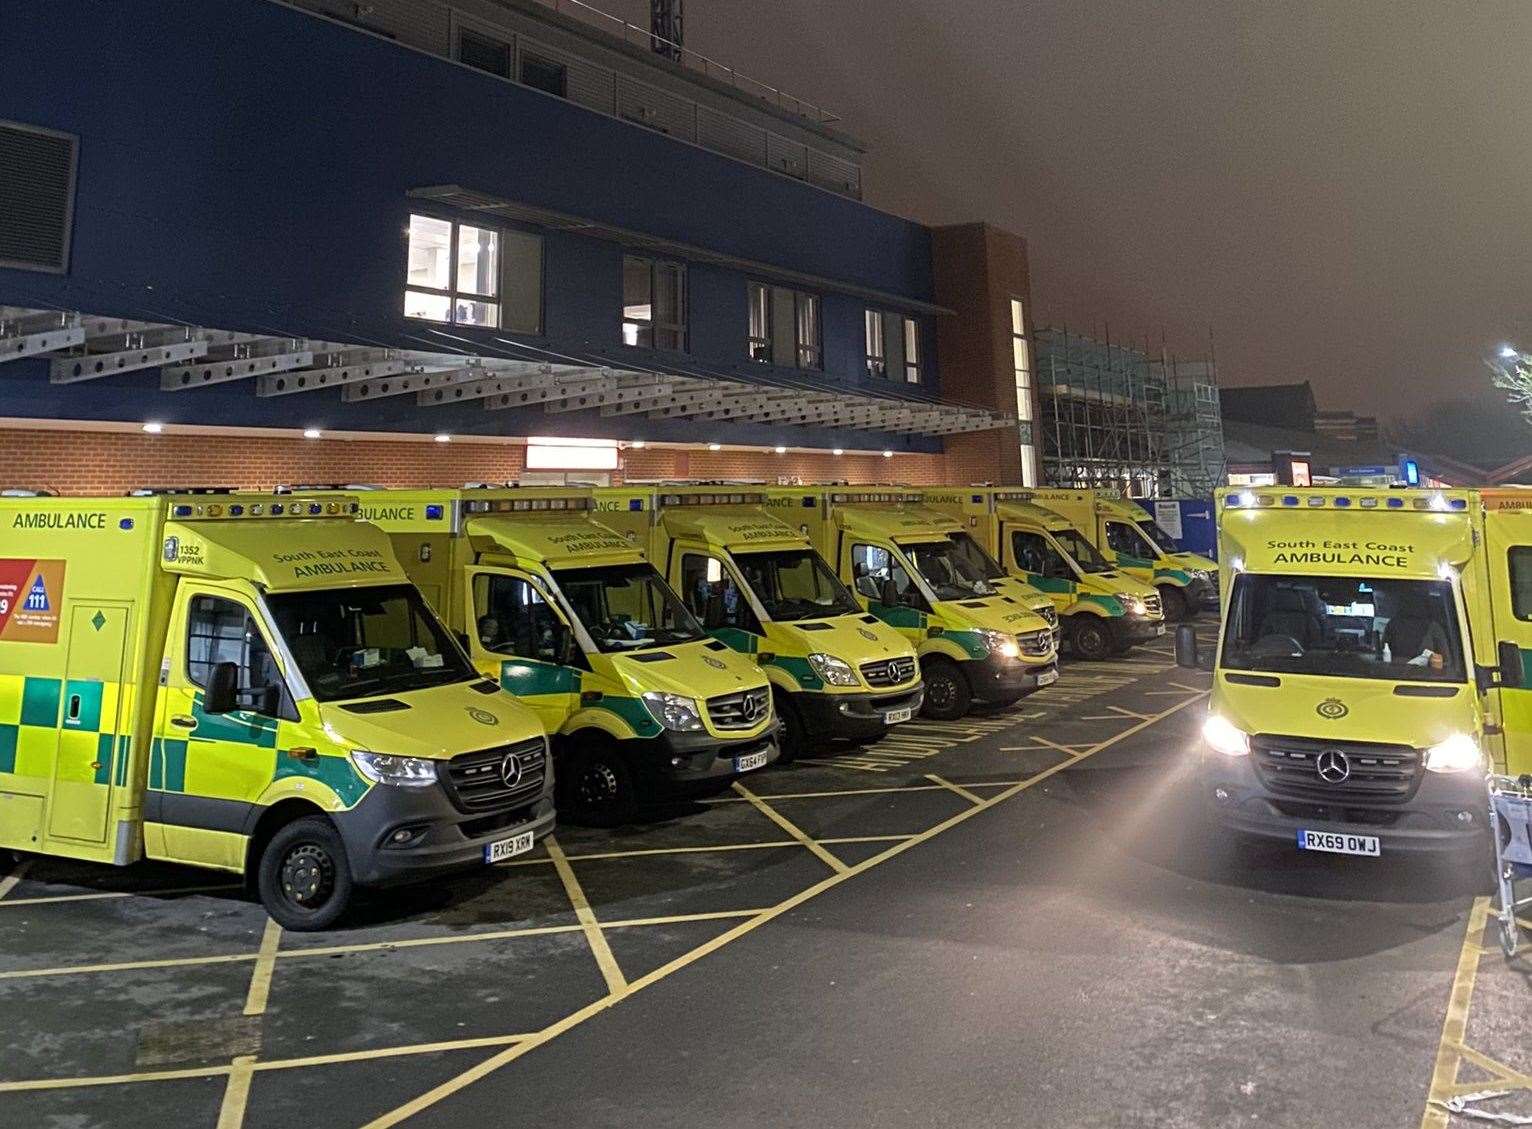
[1381,591,1451,669]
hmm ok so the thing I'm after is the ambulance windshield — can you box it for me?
[1052,528,1113,574]
[1221,574,1465,683]
[898,539,996,600]
[267,583,476,701]
[553,563,705,652]
[947,533,1007,582]
[732,549,860,622]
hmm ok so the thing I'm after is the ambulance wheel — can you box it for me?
[1158,585,1189,623]
[920,657,971,720]
[773,692,808,764]
[257,816,353,932]
[1070,618,1113,662]
[560,740,637,828]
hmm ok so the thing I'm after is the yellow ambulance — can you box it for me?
[592,486,923,760]
[1184,485,1532,856]
[0,491,553,929]
[1027,488,1217,621]
[361,487,778,826]
[921,487,1166,660]
[773,488,1057,719]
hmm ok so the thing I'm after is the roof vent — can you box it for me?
[0,120,78,273]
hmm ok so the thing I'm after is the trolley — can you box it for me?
[1488,773,1532,958]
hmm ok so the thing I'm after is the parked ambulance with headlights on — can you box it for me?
[1182,486,1532,856]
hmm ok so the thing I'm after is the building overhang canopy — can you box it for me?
[0,306,1012,439]
[408,185,954,317]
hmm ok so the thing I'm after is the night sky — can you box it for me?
[608,0,1530,443]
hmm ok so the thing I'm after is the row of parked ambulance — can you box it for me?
[0,483,1216,928]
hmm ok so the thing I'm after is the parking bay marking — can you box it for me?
[732,783,849,874]
[925,774,984,806]
[546,836,628,997]
[216,918,282,1129]
[360,691,1211,1129]
[0,859,33,901]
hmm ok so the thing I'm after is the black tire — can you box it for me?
[559,739,638,828]
[256,815,354,932]
[1158,585,1190,623]
[920,657,972,720]
[773,692,812,764]
[1070,617,1115,661]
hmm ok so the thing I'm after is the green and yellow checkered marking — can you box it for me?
[0,674,130,784]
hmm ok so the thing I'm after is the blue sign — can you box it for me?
[1334,465,1389,477]
[24,574,50,612]
[1399,457,1420,486]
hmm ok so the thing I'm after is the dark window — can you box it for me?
[865,309,886,378]
[0,121,77,273]
[473,573,566,663]
[520,52,567,98]
[851,544,923,610]
[459,30,511,78]
[1012,531,1072,580]
[747,283,772,362]
[1106,521,1156,558]
[186,596,281,713]
[680,552,760,633]
[1510,548,1532,621]
[794,291,822,369]
[622,255,686,351]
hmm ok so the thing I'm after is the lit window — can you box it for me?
[902,317,920,383]
[405,214,535,330]
[865,310,886,378]
[795,292,821,370]
[1012,296,1036,485]
[623,255,686,351]
[748,282,772,362]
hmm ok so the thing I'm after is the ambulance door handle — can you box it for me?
[170,715,197,730]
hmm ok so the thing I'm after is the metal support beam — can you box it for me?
[161,349,315,390]
[541,381,673,413]
[50,339,209,383]
[341,366,484,402]
[256,354,411,397]
[1,324,86,364]
[480,375,613,411]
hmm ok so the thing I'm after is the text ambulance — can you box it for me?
[361,488,778,826]
[593,486,924,760]
[1186,486,1532,855]
[0,492,553,929]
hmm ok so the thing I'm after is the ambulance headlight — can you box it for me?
[642,692,704,732]
[806,653,859,686]
[1202,714,1250,757]
[1188,569,1210,582]
[977,630,1021,659]
[1423,733,1483,774]
[350,751,438,787]
[1116,592,1148,617]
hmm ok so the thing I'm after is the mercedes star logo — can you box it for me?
[1315,749,1351,784]
[741,694,763,722]
[499,753,522,789]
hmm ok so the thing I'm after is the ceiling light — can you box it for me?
[774,445,787,454]
[142,422,163,434]
[434,434,451,443]
[882,450,893,458]
[631,440,645,449]
[303,428,322,440]
[708,443,721,451]
[832,448,844,456]
[1500,344,1519,359]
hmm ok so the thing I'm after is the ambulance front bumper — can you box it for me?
[1112,616,1166,646]
[1202,751,1489,853]
[335,781,556,887]
[797,683,926,738]
[962,654,1058,701]
[635,724,783,793]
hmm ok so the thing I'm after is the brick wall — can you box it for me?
[0,428,977,494]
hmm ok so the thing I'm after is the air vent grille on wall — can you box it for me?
[0,121,78,273]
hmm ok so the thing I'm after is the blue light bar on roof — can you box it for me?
[425,504,444,520]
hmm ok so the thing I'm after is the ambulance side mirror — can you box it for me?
[1498,640,1524,689]
[204,662,240,714]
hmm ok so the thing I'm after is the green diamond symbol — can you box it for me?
[91,611,106,632]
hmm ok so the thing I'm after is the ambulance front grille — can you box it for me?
[860,656,917,688]
[1250,735,1422,804]
[707,687,770,730]
[1143,593,1163,618]
[1018,630,1054,658]
[1034,605,1058,629]
[441,738,548,813]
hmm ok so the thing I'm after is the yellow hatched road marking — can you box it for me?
[1106,705,1153,720]
[216,1056,256,1129]
[0,882,243,908]
[925,774,983,806]
[218,914,283,1129]
[359,691,1209,1129]
[242,919,281,1016]
[733,783,848,873]
[546,836,627,997]
[1420,897,1491,1129]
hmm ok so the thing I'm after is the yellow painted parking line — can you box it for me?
[0,950,263,981]
[1004,735,1094,756]
[502,834,913,866]
[1420,896,1491,1129]
[1448,1045,1532,1092]
[361,692,1209,1129]
[0,858,32,901]
[0,1062,236,1093]
[546,836,627,997]
[925,774,983,806]
[1168,681,1205,693]
[733,783,848,874]
[1105,705,1153,720]
[215,1055,256,1129]
[242,918,282,1016]
[0,882,243,908]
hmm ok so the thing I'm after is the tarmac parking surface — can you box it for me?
[0,630,1524,1128]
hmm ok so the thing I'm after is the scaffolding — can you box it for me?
[1035,328,1225,498]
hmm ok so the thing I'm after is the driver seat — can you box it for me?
[1260,589,1321,647]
